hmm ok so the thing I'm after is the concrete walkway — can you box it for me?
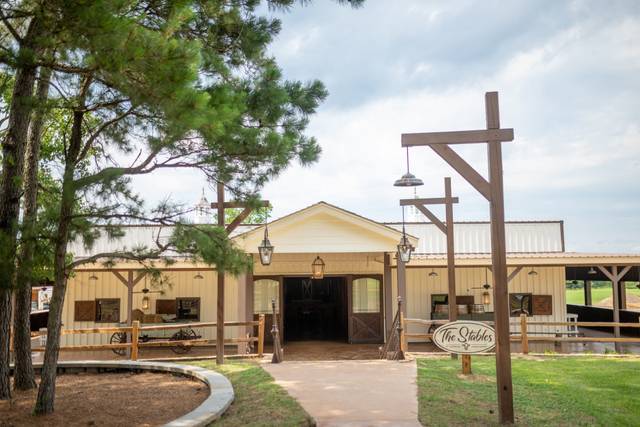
[262,359,421,427]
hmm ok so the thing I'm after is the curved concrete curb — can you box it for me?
[37,360,233,427]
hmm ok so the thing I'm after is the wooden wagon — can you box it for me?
[110,317,201,355]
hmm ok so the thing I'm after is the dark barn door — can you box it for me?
[283,276,348,342]
[348,275,384,343]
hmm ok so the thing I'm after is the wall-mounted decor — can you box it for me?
[532,295,553,315]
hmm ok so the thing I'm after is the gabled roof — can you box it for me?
[233,201,418,253]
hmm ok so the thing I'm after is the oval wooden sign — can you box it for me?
[432,320,496,354]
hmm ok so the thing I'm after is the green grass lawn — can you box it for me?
[187,360,313,427]
[417,356,640,426]
[566,286,640,306]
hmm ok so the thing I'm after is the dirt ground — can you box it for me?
[0,372,208,427]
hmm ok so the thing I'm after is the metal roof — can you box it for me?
[67,224,258,259]
[386,221,564,254]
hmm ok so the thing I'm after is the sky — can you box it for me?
[133,0,640,253]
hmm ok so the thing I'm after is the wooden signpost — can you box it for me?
[400,177,459,340]
[401,92,515,424]
[210,182,269,364]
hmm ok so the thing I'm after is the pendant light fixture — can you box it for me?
[394,147,424,187]
[88,274,98,281]
[311,255,325,279]
[258,209,274,266]
[428,268,438,278]
[194,271,204,280]
[528,267,538,276]
[397,206,413,263]
[133,276,163,311]
[588,266,597,275]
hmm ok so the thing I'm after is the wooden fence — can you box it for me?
[402,315,640,355]
[26,315,266,361]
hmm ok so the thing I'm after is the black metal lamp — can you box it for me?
[311,256,325,279]
[397,206,413,263]
[394,147,424,187]
[258,215,274,266]
[528,267,538,276]
[428,268,438,278]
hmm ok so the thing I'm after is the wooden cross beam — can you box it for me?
[400,92,515,424]
[400,194,459,235]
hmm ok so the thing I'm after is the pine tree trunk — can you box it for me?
[34,104,86,415]
[0,290,12,399]
[13,67,52,391]
[0,18,42,401]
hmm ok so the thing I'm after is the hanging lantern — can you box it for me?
[142,295,150,310]
[311,256,325,279]
[397,206,413,263]
[398,235,413,263]
[258,225,274,266]
[482,290,491,306]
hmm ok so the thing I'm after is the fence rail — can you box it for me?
[23,315,266,361]
[402,315,640,354]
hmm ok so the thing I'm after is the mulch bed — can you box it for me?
[0,371,208,426]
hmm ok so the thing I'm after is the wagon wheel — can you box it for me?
[170,328,197,354]
[427,324,439,343]
[110,332,128,356]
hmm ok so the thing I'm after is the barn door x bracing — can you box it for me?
[348,275,384,343]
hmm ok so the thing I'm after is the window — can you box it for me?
[431,294,448,312]
[509,293,532,317]
[176,298,200,321]
[95,299,120,323]
[352,278,380,313]
[254,279,280,314]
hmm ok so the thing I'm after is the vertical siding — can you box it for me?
[61,269,240,346]
[392,266,567,339]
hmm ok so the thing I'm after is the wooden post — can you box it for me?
[131,320,140,361]
[486,92,515,424]
[397,256,407,316]
[258,314,265,357]
[400,311,407,354]
[520,314,528,355]
[444,178,457,326]
[384,253,393,339]
[598,266,631,353]
[400,91,515,424]
[216,182,225,364]
[462,354,472,375]
[584,280,592,306]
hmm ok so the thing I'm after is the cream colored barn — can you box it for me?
[62,201,640,349]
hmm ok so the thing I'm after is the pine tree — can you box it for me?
[0,0,364,411]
